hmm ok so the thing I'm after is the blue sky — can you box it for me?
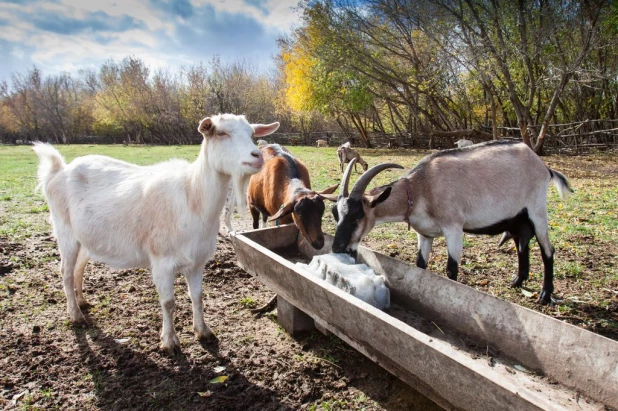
[0,0,301,82]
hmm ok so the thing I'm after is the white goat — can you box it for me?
[34,114,279,354]
[332,141,573,305]
[455,139,473,148]
[316,139,328,147]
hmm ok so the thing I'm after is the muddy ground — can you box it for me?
[0,225,440,410]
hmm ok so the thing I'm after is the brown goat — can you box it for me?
[247,144,338,249]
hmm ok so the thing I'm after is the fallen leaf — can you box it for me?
[209,376,228,384]
[514,364,533,374]
[113,338,131,344]
[477,279,489,286]
[213,366,226,373]
[197,391,212,397]
[12,391,27,401]
[521,289,534,298]
[387,243,398,249]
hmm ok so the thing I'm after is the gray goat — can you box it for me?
[331,141,573,304]
[337,142,368,173]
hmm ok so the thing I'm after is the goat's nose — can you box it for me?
[251,150,261,159]
[313,237,325,250]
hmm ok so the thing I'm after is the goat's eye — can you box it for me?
[217,131,228,137]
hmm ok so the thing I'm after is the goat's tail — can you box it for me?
[549,168,574,200]
[32,142,65,194]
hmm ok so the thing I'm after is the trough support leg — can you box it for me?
[314,317,332,336]
[276,296,315,336]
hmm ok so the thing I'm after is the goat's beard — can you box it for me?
[231,171,251,215]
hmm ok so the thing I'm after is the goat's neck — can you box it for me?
[187,141,231,217]
[373,179,412,225]
[285,179,309,203]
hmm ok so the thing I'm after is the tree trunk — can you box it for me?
[534,72,572,155]
[519,121,532,147]
[490,92,499,140]
[350,113,373,148]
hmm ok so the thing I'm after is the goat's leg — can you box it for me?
[261,213,268,228]
[250,206,260,229]
[511,222,534,288]
[530,214,555,305]
[152,263,180,355]
[58,238,87,325]
[184,267,215,342]
[416,233,433,269]
[73,247,90,308]
[444,229,463,281]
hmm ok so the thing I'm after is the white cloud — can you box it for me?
[10,47,25,60]
[191,0,300,33]
[0,0,302,81]
[58,0,175,33]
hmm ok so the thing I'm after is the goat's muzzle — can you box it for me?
[311,237,325,250]
[243,151,263,170]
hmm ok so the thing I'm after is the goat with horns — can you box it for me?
[331,141,573,305]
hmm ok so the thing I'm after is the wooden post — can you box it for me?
[276,295,315,335]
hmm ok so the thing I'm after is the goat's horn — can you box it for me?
[340,158,357,198]
[349,163,404,199]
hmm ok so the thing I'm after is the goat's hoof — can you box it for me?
[195,327,216,342]
[160,332,181,356]
[197,331,217,343]
[71,318,89,327]
[161,337,182,356]
[510,276,526,288]
[161,343,182,357]
[536,291,552,306]
[69,312,88,326]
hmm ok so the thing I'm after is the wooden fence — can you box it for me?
[4,120,617,153]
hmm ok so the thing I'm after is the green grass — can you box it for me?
[238,296,257,309]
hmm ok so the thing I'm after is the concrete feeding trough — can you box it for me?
[231,224,618,411]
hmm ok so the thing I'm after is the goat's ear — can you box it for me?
[318,193,339,202]
[268,201,294,222]
[198,117,214,136]
[252,122,280,137]
[317,184,339,196]
[317,184,339,201]
[365,186,392,208]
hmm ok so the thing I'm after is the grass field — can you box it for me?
[1,143,617,336]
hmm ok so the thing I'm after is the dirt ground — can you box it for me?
[0,219,440,410]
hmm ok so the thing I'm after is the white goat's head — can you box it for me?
[198,114,279,210]
[331,158,403,257]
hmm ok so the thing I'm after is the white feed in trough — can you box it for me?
[296,253,390,310]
